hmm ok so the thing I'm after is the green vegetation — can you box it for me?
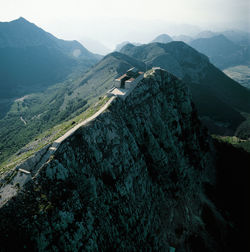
[0,52,142,166]
[0,96,111,174]
[235,112,250,139]
[212,135,250,153]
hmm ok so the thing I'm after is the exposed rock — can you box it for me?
[0,69,225,251]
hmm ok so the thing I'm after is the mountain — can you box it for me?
[120,41,250,135]
[194,30,250,47]
[0,17,99,101]
[151,33,173,43]
[1,68,248,251]
[1,38,249,165]
[189,34,247,69]
[222,30,250,46]
[195,30,217,39]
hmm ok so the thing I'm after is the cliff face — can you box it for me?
[0,69,217,251]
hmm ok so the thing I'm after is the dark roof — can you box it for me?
[125,77,135,82]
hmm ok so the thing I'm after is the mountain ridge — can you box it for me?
[1,67,247,251]
[0,68,217,251]
[189,34,247,69]
[120,41,250,134]
[0,17,100,100]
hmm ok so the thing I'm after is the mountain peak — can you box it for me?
[152,34,173,43]
[14,17,30,24]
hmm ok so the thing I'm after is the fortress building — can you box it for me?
[114,67,144,89]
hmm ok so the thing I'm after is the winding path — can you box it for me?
[20,116,27,125]
[0,96,116,206]
[54,96,115,144]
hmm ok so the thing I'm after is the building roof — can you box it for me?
[116,73,127,81]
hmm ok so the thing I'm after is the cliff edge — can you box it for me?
[0,68,222,251]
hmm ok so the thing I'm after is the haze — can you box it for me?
[1,0,249,53]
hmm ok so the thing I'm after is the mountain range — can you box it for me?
[1,67,249,251]
[120,42,250,135]
[190,34,249,69]
[150,31,250,70]
[1,18,250,167]
[0,17,100,116]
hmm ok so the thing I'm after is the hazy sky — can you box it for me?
[1,0,249,52]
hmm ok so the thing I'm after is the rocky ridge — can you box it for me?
[0,68,223,251]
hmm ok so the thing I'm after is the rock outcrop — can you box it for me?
[0,69,220,251]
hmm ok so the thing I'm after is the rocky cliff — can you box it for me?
[0,69,223,251]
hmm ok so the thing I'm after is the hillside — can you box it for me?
[0,17,100,117]
[1,68,245,251]
[120,41,250,135]
[0,52,145,164]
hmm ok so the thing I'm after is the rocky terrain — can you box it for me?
[1,68,243,251]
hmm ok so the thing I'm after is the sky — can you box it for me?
[1,0,249,53]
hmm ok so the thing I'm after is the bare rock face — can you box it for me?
[0,69,218,251]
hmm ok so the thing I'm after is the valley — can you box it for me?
[223,65,250,89]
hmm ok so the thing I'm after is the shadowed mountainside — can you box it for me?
[0,68,248,251]
[120,41,250,135]
[0,17,100,101]
[189,35,249,69]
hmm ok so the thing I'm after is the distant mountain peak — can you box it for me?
[152,34,173,43]
[14,17,30,23]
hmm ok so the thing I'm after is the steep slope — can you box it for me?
[152,34,173,43]
[0,52,145,164]
[0,68,222,251]
[0,17,99,101]
[189,35,247,69]
[120,42,250,134]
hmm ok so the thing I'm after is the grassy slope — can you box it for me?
[0,52,145,165]
[0,96,110,174]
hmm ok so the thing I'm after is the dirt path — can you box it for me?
[20,116,27,125]
[0,96,116,206]
[54,96,115,144]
